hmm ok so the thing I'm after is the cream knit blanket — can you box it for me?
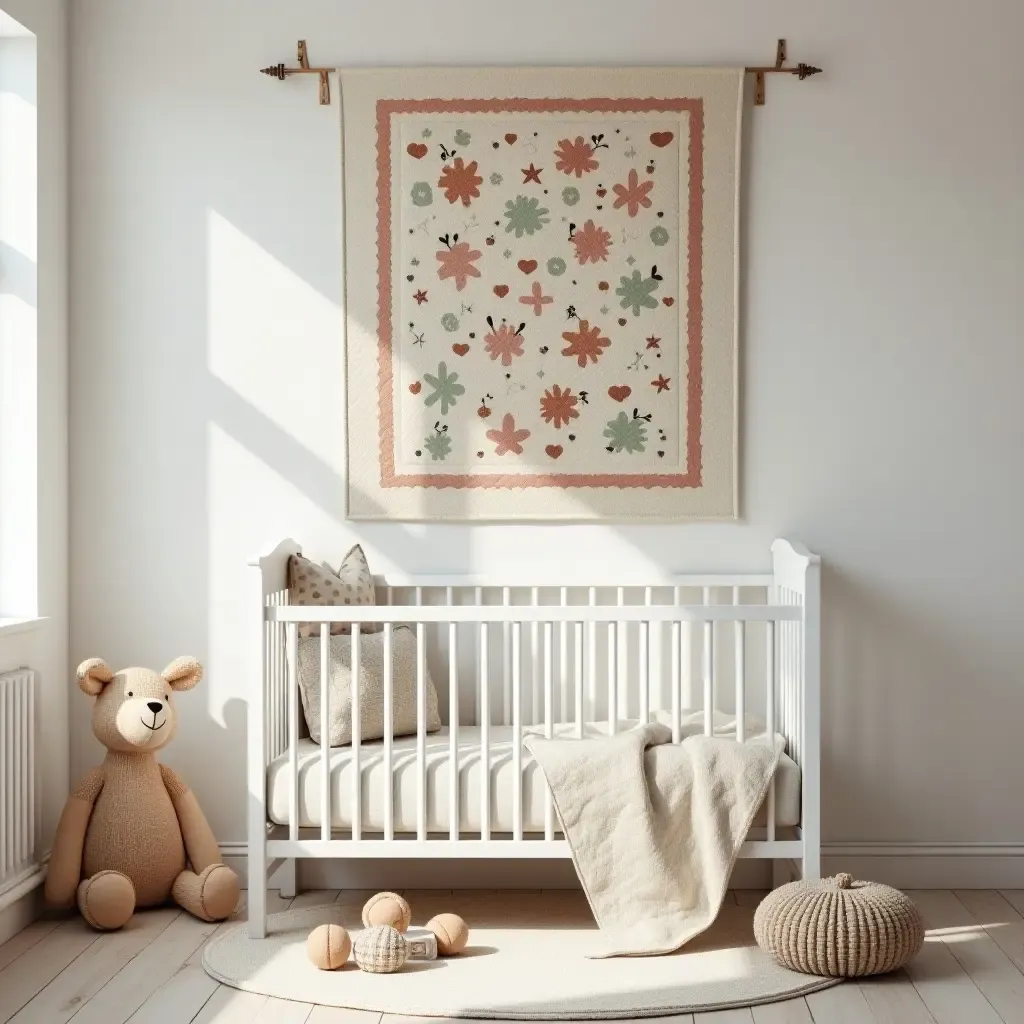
[524,723,783,957]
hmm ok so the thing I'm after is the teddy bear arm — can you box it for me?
[44,766,105,908]
[159,764,222,873]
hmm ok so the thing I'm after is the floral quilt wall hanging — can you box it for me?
[342,67,742,520]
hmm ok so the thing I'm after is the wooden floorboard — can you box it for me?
[7,889,1024,1024]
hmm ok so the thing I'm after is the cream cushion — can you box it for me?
[266,722,801,834]
[296,626,441,747]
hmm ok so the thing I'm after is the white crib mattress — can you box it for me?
[265,723,801,834]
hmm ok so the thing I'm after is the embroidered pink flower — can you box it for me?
[554,136,599,178]
[487,413,531,456]
[518,281,554,316]
[539,385,579,429]
[561,319,611,368]
[612,169,654,217]
[435,241,482,291]
[437,157,482,206]
[484,322,525,365]
[571,220,612,265]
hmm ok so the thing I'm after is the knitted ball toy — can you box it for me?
[754,873,924,977]
[353,924,409,974]
[306,923,351,970]
[426,912,469,956]
[362,891,412,933]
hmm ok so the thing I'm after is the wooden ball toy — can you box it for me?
[361,891,411,933]
[306,923,351,970]
[426,913,469,955]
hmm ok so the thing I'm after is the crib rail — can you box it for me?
[247,537,820,938]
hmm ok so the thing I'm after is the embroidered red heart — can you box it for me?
[493,284,509,298]
[517,259,538,275]
[504,133,518,145]
[650,132,674,148]
[478,404,491,418]
[662,296,675,307]
[598,281,609,291]
[608,385,632,403]
[408,381,421,394]
[596,188,607,198]
[406,142,428,159]
[452,343,470,356]
[545,444,563,459]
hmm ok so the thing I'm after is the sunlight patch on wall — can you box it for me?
[206,210,342,470]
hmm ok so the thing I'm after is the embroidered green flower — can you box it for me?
[423,427,452,461]
[547,256,566,276]
[410,181,433,207]
[561,186,580,206]
[650,225,669,246]
[616,269,660,316]
[440,313,460,332]
[453,128,472,146]
[421,128,433,138]
[489,172,503,186]
[604,411,648,454]
[423,361,465,415]
[503,194,550,237]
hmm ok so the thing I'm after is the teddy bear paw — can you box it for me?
[78,870,136,931]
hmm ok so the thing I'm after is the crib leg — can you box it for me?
[802,843,821,883]
[247,838,268,939]
[771,860,790,890]
[278,857,298,899]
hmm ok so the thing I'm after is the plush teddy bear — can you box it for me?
[44,657,241,931]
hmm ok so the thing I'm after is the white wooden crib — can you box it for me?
[246,539,820,938]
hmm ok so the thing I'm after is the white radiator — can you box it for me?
[0,668,36,898]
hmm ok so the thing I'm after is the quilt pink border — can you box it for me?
[374,97,704,490]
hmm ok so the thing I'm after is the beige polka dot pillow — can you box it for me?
[287,545,381,637]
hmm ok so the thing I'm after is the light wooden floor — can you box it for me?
[4,888,1024,1023]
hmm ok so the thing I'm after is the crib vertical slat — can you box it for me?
[474,587,483,726]
[479,622,490,841]
[287,624,299,842]
[512,621,523,841]
[766,619,776,842]
[320,624,331,842]
[543,619,554,841]
[670,619,681,744]
[383,622,394,842]
[502,587,512,726]
[416,620,426,842]
[574,621,584,738]
[587,587,597,721]
[531,587,541,726]
[351,623,362,841]
[733,588,745,744]
[449,615,459,843]
[640,588,652,723]
[607,617,618,735]
[702,588,713,736]
[559,588,568,725]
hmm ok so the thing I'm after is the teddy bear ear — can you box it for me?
[77,659,114,697]
[162,656,203,692]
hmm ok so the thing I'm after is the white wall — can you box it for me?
[0,0,68,868]
[69,0,1024,884]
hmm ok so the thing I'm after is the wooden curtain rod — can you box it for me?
[259,39,822,108]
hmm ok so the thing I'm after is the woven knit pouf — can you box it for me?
[753,873,924,977]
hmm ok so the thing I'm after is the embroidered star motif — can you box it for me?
[624,146,637,159]
[651,374,671,393]
[600,305,610,315]
[413,289,428,305]
[626,255,637,265]
[645,335,661,350]
[521,163,543,184]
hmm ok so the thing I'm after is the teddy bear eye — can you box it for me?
[164,693,170,701]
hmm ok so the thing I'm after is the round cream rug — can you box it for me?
[203,892,839,1019]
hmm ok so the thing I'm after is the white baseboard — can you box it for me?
[221,841,1024,891]
[0,876,44,947]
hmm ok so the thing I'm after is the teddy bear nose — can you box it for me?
[147,701,163,714]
